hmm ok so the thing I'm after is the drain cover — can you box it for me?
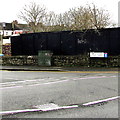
[33,103,60,111]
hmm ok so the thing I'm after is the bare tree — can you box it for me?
[44,11,58,31]
[18,2,113,32]
[18,2,46,32]
[61,4,111,31]
[89,4,110,29]
[44,12,66,32]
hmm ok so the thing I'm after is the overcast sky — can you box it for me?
[0,0,119,25]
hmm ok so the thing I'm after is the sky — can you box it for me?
[0,0,119,25]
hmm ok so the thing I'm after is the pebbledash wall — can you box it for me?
[1,55,120,67]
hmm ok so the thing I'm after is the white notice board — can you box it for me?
[90,52,108,58]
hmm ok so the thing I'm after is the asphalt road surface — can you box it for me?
[0,70,119,119]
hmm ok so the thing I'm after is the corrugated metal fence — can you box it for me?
[11,27,120,56]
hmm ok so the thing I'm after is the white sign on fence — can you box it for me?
[90,52,108,58]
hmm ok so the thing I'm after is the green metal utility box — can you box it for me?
[38,50,53,66]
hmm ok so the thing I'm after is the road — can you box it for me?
[0,70,119,119]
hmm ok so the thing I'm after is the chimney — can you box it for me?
[12,20,18,30]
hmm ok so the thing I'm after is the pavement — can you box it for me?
[0,65,119,72]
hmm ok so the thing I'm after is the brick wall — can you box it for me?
[2,44,11,56]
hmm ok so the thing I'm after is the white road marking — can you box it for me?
[33,103,61,111]
[0,109,42,115]
[4,78,20,80]
[28,80,69,86]
[0,104,78,115]
[61,77,68,79]
[0,96,119,115]
[72,76,116,81]
[0,75,117,89]
[0,86,23,89]
[83,96,120,106]
[79,76,109,79]
[110,76,117,77]
[43,80,69,85]
[0,79,45,85]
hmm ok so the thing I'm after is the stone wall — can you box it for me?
[52,55,89,67]
[2,56,38,66]
[52,55,119,67]
[1,55,120,67]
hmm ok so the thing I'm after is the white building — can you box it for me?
[0,22,30,45]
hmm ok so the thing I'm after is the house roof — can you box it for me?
[0,22,20,30]
[0,22,30,31]
[15,24,30,31]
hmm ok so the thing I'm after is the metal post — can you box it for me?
[0,28,3,54]
[118,1,120,27]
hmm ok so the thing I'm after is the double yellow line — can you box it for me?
[56,71,118,73]
[1,70,118,73]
